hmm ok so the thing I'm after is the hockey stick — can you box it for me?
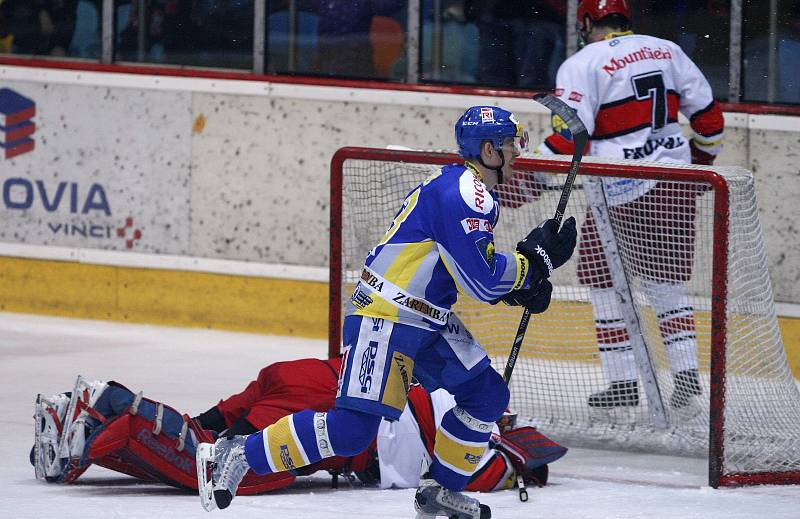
[502,93,589,385]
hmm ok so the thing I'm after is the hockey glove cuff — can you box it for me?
[690,138,716,165]
[500,280,553,314]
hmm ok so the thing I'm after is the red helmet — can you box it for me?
[577,0,632,26]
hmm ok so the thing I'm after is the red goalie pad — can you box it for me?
[64,384,301,495]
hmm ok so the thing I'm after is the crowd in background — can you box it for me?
[0,0,798,104]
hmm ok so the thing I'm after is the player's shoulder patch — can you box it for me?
[475,236,496,271]
[458,171,494,215]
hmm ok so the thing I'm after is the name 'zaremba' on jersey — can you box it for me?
[539,33,724,206]
[346,164,531,330]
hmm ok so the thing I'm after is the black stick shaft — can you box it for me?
[503,94,588,384]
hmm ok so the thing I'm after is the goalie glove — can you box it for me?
[491,426,568,487]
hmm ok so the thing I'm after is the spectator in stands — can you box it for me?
[465,0,565,89]
[116,0,169,63]
[2,0,78,56]
[68,0,101,58]
[0,0,13,54]
[778,0,800,103]
[310,0,405,78]
[420,0,480,82]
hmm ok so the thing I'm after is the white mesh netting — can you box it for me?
[331,149,800,485]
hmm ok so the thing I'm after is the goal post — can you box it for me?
[328,146,800,488]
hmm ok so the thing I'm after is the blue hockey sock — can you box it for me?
[429,406,494,491]
[243,407,380,475]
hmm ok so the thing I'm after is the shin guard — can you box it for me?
[430,406,493,491]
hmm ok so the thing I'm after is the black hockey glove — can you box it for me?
[500,280,553,314]
[517,217,577,280]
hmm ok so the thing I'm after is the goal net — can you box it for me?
[328,146,800,487]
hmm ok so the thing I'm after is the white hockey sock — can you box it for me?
[642,280,698,374]
[590,287,637,382]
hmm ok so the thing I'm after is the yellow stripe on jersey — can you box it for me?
[264,415,309,472]
[354,242,435,322]
[378,188,421,247]
[353,291,400,321]
[384,241,435,289]
[381,351,415,411]
[433,427,487,476]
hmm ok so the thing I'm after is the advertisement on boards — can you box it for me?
[0,82,192,254]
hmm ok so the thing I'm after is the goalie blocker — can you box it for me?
[33,376,566,495]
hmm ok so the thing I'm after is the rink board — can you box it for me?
[3,254,800,379]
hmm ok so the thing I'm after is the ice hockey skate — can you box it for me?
[588,380,640,408]
[413,478,491,519]
[668,369,704,420]
[669,369,702,408]
[196,435,249,512]
[587,380,640,424]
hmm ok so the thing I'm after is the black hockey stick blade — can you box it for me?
[533,92,588,139]
[503,94,589,384]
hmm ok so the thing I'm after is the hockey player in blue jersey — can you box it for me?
[195,106,577,518]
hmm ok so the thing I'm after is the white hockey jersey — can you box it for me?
[538,32,724,205]
[375,389,502,489]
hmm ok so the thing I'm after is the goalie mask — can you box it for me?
[455,106,528,184]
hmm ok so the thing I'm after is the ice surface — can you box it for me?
[1,312,799,519]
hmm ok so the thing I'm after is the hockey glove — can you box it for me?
[690,138,716,165]
[517,217,577,280]
[500,280,553,314]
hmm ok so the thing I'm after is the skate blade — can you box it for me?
[589,405,638,426]
[671,398,703,421]
[196,442,217,512]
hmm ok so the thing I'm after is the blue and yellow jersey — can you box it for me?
[346,163,532,330]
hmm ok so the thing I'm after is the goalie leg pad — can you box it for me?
[33,376,110,483]
[33,392,70,480]
[34,376,301,495]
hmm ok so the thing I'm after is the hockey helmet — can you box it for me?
[455,106,528,160]
[577,0,632,26]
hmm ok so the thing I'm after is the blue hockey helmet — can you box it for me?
[455,106,529,159]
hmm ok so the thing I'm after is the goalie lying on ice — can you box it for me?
[32,356,566,495]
